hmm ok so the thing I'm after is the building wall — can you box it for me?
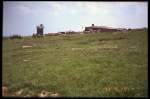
[37,28,43,35]
[100,28,118,32]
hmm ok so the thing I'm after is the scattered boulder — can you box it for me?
[38,90,49,97]
[15,89,23,96]
[50,93,60,97]
[38,90,60,97]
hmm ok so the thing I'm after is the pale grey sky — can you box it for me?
[3,1,148,36]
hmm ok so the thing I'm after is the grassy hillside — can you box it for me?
[2,29,148,97]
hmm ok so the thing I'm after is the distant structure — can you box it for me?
[84,24,126,33]
[37,24,44,36]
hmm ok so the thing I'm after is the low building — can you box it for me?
[84,24,122,33]
[117,28,128,32]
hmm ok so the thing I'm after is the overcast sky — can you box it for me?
[3,1,148,36]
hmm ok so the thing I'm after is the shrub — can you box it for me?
[10,35,22,39]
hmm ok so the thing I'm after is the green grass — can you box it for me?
[2,30,148,97]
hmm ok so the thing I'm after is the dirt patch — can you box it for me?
[22,45,32,48]
[72,48,83,51]
[98,44,118,49]
[23,60,28,62]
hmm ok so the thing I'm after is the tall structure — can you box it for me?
[37,24,44,35]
